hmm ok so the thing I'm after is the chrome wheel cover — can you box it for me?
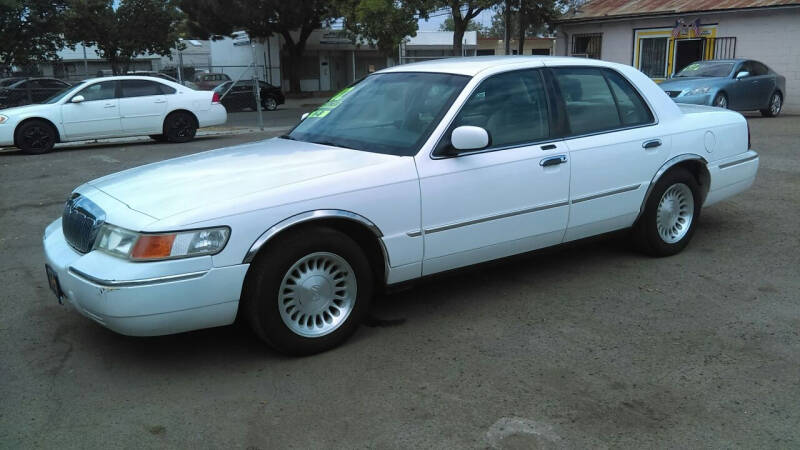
[278,252,356,338]
[714,95,727,109]
[264,97,277,110]
[656,183,694,244]
[770,94,781,115]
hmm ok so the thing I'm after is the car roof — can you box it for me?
[77,75,186,89]
[378,56,618,76]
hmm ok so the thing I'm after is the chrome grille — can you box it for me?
[62,195,106,253]
[665,90,681,98]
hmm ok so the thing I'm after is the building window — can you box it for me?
[531,48,550,55]
[477,49,495,56]
[572,33,602,59]
[639,37,668,78]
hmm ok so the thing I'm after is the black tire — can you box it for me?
[241,226,374,356]
[163,111,197,143]
[149,134,167,142]
[760,92,782,117]
[712,92,728,109]
[15,119,56,154]
[633,168,702,257]
[262,96,278,111]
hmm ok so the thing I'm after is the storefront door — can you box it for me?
[673,39,704,74]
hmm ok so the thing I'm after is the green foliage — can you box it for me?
[438,14,483,32]
[0,0,68,67]
[64,0,183,74]
[336,0,427,55]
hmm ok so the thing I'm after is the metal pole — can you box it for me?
[177,51,184,84]
[266,35,272,84]
[251,41,264,131]
[352,50,356,81]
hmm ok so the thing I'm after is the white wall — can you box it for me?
[557,8,800,112]
[209,36,282,86]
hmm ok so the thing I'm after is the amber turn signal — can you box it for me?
[131,234,176,260]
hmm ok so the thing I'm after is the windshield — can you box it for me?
[675,61,734,78]
[43,82,83,104]
[288,72,469,156]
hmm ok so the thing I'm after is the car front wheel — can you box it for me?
[15,120,56,155]
[262,96,278,111]
[633,167,701,256]
[242,226,374,355]
[712,93,728,109]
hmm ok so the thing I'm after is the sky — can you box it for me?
[417,9,497,31]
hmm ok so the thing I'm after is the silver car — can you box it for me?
[659,59,786,117]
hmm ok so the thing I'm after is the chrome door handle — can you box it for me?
[540,155,567,167]
[541,144,557,150]
[643,139,661,149]
[103,104,116,108]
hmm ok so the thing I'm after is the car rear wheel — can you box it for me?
[242,226,373,355]
[15,120,56,155]
[633,167,701,256]
[712,93,728,109]
[163,111,197,143]
[262,96,278,111]
[761,92,782,117]
[149,134,167,142]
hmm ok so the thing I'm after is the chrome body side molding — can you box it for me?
[421,200,569,235]
[719,154,759,169]
[572,184,641,204]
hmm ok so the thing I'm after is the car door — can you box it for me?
[415,68,571,276]
[730,61,760,110]
[60,80,121,139]
[748,61,775,109]
[551,66,670,242]
[118,79,169,134]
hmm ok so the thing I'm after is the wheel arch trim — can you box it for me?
[14,116,62,144]
[242,209,390,275]
[636,153,709,221]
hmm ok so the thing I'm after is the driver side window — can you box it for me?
[441,69,551,153]
[76,81,116,102]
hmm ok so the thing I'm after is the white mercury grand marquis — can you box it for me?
[43,57,759,355]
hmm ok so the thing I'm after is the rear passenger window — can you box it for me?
[553,67,653,135]
[604,70,653,126]
[121,80,164,97]
[445,69,550,150]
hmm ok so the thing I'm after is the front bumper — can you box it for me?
[0,122,15,146]
[43,219,249,336]
[672,94,713,106]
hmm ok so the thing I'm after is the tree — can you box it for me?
[431,1,500,56]
[438,14,482,33]
[336,0,427,56]
[64,0,183,75]
[180,0,336,93]
[0,0,67,70]
[515,0,559,55]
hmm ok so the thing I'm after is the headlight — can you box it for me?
[93,224,230,261]
[0,115,8,124]
[682,87,712,96]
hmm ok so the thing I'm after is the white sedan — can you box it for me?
[43,57,759,355]
[0,76,226,154]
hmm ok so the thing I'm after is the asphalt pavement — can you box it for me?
[0,114,798,448]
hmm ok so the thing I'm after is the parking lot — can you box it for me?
[0,114,798,448]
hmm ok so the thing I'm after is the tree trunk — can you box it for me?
[517,7,527,55]
[503,1,511,55]
[281,26,314,94]
[452,24,465,57]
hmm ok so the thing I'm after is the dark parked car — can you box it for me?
[0,77,72,109]
[659,59,786,117]
[214,80,285,111]
[194,72,231,90]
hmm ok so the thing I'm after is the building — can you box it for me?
[477,37,555,56]
[554,0,800,112]
[40,44,161,82]
[400,31,478,62]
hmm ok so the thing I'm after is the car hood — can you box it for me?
[659,77,728,91]
[87,137,401,220]
[0,103,52,115]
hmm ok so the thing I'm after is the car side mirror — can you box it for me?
[70,95,85,103]
[300,112,310,121]
[451,126,489,152]
[736,71,750,80]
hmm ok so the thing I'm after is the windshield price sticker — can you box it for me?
[307,86,354,118]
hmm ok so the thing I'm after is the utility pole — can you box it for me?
[251,40,264,131]
[82,44,89,78]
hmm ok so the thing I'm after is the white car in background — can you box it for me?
[43,57,759,355]
[0,76,226,154]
